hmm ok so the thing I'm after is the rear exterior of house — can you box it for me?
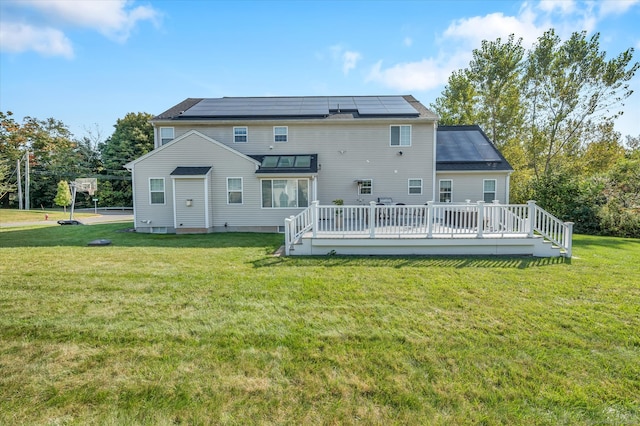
[125,95,513,234]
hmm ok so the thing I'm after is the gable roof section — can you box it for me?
[152,95,438,121]
[124,130,260,170]
[436,125,513,172]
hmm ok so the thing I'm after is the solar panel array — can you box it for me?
[437,129,502,163]
[179,96,419,118]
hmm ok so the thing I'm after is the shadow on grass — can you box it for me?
[254,253,570,269]
[0,222,284,250]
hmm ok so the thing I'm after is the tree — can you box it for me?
[54,180,72,212]
[432,35,525,149]
[522,30,638,179]
[99,112,154,206]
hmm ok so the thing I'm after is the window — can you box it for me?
[484,179,497,203]
[227,178,243,204]
[439,180,452,203]
[261,179,309,208]
[390,125,411,146]
[358,179,372,195]
[260,155,312,169]
[408,179,423,195]
[149,178,165,204]
[234,127,248,143]
[274,126,288,143]
[160,127,174,145]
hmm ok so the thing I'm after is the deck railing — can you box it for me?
[284,200,573,257]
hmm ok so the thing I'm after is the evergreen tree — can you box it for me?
[54,180,72,213]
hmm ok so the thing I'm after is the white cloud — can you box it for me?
[19,0,160,42]
[329,44,363,75]
[366,53,469,92]
[598,0,640,17]
[537,0,577,15]
[0,0,160,58]
[367,0,637,92]
[342,50,362,75]
[0,22,73,58]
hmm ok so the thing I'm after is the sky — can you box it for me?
[1,0,639,141]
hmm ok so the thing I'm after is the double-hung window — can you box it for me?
[261,179,309,208]
[439,179,452,203]
[274,126,288,143]
[483,179,497,203]
[160,127,174,145]
[358,179,372,195]
[234,127,248,143]
[149,178,165,204]
[227,178,243,204]
[408,178,423,195]
[390,125,411,146]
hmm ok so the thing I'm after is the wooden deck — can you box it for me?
[284,201,573,258]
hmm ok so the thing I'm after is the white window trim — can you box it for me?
[390,125,412,147]
[149,177,165,205]
[234,126,248,143]
[408,178,423,195]
[160,127,174,145]
[439,179,452,203]
[274,126,288,143]
[358,179,373,196]
[227,177,243,205]
[260,178,309,209]
[483,179,497,203]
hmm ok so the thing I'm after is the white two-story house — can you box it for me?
[125,95,513,234]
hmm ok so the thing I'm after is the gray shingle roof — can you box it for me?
[170,166,212,176]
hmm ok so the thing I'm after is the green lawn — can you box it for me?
[0,208,96,224]
[0,223,638,425]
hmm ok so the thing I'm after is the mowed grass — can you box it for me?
[0,208,96,224]
[0,223,638,425]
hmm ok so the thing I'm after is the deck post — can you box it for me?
[369,201,376,238]
[564,221,574,258]
[477,201,485,238]
[284,217,293,255]
[312,200,319,238]
[527,200,536,238]
[427,201,433,239]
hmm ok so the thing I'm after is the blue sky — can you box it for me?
[1,0,639,140]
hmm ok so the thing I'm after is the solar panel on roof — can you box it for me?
[436,129,501,162]
[179,96,418,118]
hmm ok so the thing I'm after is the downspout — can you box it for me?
[505,172,511,204]
[125,165,137,229]
[432,122,438,202]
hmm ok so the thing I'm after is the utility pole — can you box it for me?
[25,151,30,210]
[16,158,23,210]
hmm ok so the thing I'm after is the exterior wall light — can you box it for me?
[186,199,193,207]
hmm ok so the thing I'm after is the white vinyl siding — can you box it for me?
[390,125,411,146]
[160,127,174,145]
[408,178,422,195]
[261,179,309,208]
[227,177,243,204]
[149,178,165,204]
[484,179,497,203]
[234,127,248,143]
[439,179,452,203]
[274,126,288,143]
